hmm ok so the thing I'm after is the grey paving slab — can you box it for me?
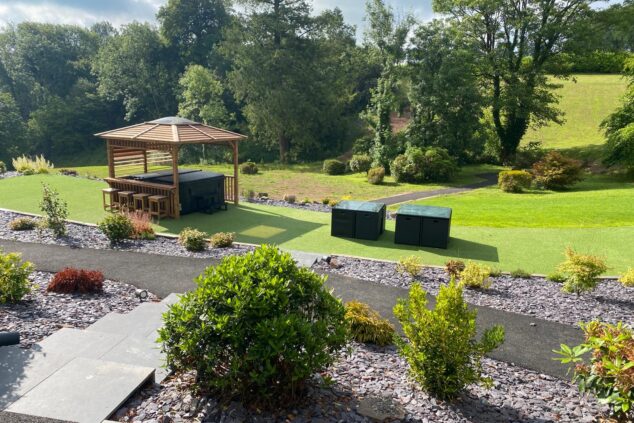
[98,333,168,382]
[86,305,165,338]
[0,347,72,410]
[6,357,154,423]
[160,293,180,305]
[0,411,72,423]
[33,328,126,359]
[287,250,323,268]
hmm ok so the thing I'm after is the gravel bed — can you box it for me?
[246,197,333,213]
[0,210,253,260]
[0,171,21,180]
[113,342,604,423]
[314,256,634,327]
[0,271,158,348]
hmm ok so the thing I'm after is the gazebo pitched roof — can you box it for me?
[95,116,247,144]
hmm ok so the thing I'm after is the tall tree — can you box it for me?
[178,64,230,126]
[602,58,634,171]
[434,0,592,163]
[407,20,485,161]
[0,92,27,164]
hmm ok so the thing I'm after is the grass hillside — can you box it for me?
[525,74,627,149]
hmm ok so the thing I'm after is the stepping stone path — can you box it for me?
[0,293,180,423]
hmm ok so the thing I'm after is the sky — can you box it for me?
[0,0,435,38]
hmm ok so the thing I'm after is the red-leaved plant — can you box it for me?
[123,210,155,240]
[47,268,104,294]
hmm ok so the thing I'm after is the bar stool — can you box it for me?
[118,191,135,211]
[133,193,150,213]
[102,188,119,212]
[149,195,168,219]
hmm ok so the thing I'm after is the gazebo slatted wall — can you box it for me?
[96,117,247,219]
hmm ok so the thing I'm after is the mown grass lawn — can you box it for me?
[525,74,627,149]
[61,163,500,201]
[1,174,632,274]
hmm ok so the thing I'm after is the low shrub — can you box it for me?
[349,154,372,173]
[323,159,346,175]
[445,260,465,278]
[301,197,310,204]
[510,269,531,279]
[209,232,234,248]
[158,245,348,407]
[498,170,532,193]
[396,255,423,277]
[178,227,208,251]
[394,281,505,400]
[367,166,385,185]
[557,247,607,294]
[0,250,34,303]
[123,210,155,240]
[58,169,78,177]
[9,217,37,231]
[40,183,68,237]
[345,300,395,346]
[98,213,134,244]
[554,321,634,421]
[547,272,566,283]
[240,161,259,175]
[459,261,492,289]
[47,268,104,294]
[532,151,583,190]
[328,199,340,207]
[391,146,458,183]
[0,161,6,173]
[619,268,634,287]
[283,194,296,204]
[12,155,54,174]
[321,197,330,205]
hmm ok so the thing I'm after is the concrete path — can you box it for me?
[372,172,499,205]
[0,239,580,379]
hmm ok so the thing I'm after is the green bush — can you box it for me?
[532,151,583,190]
[396,255,423,277]
[367,166,385,185]
[349,154,372,173]
[209,232,234,248]
[9,217,37,231]
[547,272,566,283]
[0,250,34,304]
[240,161,259,175]
[98,213,134,244]
[158,245,348,407]
[321,197,330,205]
[394,281,505,400]
[0,161,6,173]
[459,261,492,289]
[352,135,373,155]
[557,247,607,294]
[445,260,466,278]
[390,146,458,183]
[323,159,346,175]
[178,227,208,252]
[555,321,634,421]
[510,269,531,279]
[498,170,533,193]
[345,300,395,346]
[619,268,634,287]
[39,183,68,237]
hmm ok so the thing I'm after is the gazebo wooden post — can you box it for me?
[143,150,148,174]
[107,139,115,178]
[232,140,239,205]
[172,145,180,219]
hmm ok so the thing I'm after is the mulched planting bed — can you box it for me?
[113,342,603,423]
[0,210,253,260]
[0,270,158,348]
[314,256,634,327]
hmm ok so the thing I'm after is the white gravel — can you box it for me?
[0,210,253,260]
[113,342,604,423]
[314,256,634,327]
[0,271,158,348]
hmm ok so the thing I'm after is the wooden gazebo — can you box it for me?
[95,116,247,219]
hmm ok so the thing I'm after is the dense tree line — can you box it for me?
[0,0,632,167]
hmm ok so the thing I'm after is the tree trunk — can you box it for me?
[279,135,290,163]
[499,117,529,165]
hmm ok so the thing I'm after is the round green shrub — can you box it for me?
[349,154,372,173]
[209,231,234,248]
[557,247,607,294]
[498,170,533,193]
[158,245,347,407]
[178,227,208,251]
[323,159,346,175]
[9,217,38,231]
[391,147,458,183]
[98,213,134,244]
[345,300,394,346]
[0,249,34,304]
[0,161,6,174]
[532,151,583,190]
[240,161,259,175]
[367,166,385,185]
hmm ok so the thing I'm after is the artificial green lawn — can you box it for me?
[2,174,632,274]
[526,74,627,149]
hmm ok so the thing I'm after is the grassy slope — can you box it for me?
[63,163,499,201]
[399,173,634,228]
[525,74,627,149]
[2,174,632,274]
